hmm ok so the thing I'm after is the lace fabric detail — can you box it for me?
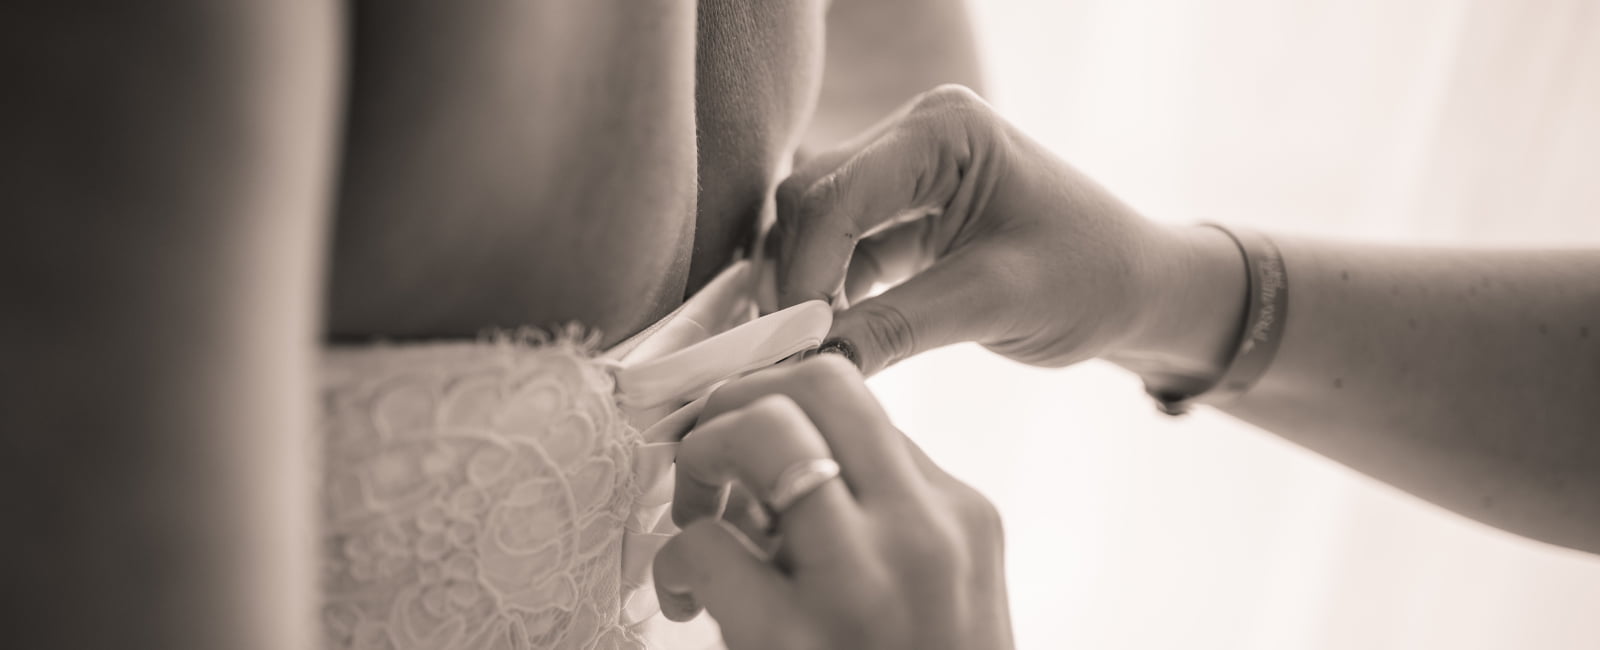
[319,338,644,650]
[315,260,831,650]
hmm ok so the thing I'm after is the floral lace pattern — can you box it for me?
[315,260,831,650]
[319,339,643,650]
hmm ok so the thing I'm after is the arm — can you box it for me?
[0,4,337,646]
[804,0,986,153]
[1121,227,1600,553]
[768,87,1600,555]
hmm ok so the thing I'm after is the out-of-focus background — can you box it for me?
[870,1,1600,648]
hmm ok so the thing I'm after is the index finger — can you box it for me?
[773,131,930,308]
[698,354,920,497]
[772,86,982,309]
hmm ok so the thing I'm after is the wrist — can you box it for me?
[1109,223,1249,387]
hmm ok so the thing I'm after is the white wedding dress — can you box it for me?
[317,260,832,649]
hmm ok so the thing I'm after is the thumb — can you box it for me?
[822,248,1011,375]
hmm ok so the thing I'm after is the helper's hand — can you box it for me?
[653,355,1013,650]
[772,84,1185,374]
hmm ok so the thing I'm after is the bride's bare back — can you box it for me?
[4,1,979,647]
[331,0,825,345]
[331,1,704,343]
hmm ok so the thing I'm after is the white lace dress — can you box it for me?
[317,261,831,649]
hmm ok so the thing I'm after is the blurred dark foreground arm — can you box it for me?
[1,4,338,648]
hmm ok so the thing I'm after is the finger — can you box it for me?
[674,394,867,571]
[721,483,777,553]
[773,91,992,309]
[652,519,793,625]
[829,246,1015,375]
[842,217,938,304]
[701,355,920,497]
[673,394,837,526]
[768,103,923,301]
[774,130,959,309]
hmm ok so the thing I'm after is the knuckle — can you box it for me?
[701,391,784,434]
[775,173,809,213]
[791,353,860,395]
[800,173,842,220]
[701,378,749,421]
[687,396,805,470]
[955,485,1005,547]
[911,84,997,154]
[775,172,848,245]
[916,83,984,112]
[774,177,812,237]
[741,393,807,430]
[676,427,727,480]
[854,300,918,366]
[702,373,823,437]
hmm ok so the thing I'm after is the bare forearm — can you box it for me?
[1121,227,1600,552]
[1233,238,1600,551]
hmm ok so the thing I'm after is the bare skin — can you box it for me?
[656,356,1014,650]
[2,3,338,648]
[329,0,986,342]
[329,1,701,343]
[770,85,1600,555]
[1131,228,1600,552]
[4,1,984,647]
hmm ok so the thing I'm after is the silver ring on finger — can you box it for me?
[765,457,842,516]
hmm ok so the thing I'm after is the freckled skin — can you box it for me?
[1126,227,1600,553]
[1214,240,1600,552]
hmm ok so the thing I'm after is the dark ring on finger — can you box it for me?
[816,337,859,368]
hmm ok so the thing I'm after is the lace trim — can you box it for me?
[320,336,643,650]
[316,260,831,650]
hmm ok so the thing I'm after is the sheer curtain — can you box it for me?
[869,1,1600,648]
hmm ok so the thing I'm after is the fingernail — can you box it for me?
[816,337,860,368]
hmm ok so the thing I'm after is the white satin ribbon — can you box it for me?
[604,259,832,625]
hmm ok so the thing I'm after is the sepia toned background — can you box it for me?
[871,1,1600,648]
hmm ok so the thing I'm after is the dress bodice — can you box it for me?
[319,261,831,649]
